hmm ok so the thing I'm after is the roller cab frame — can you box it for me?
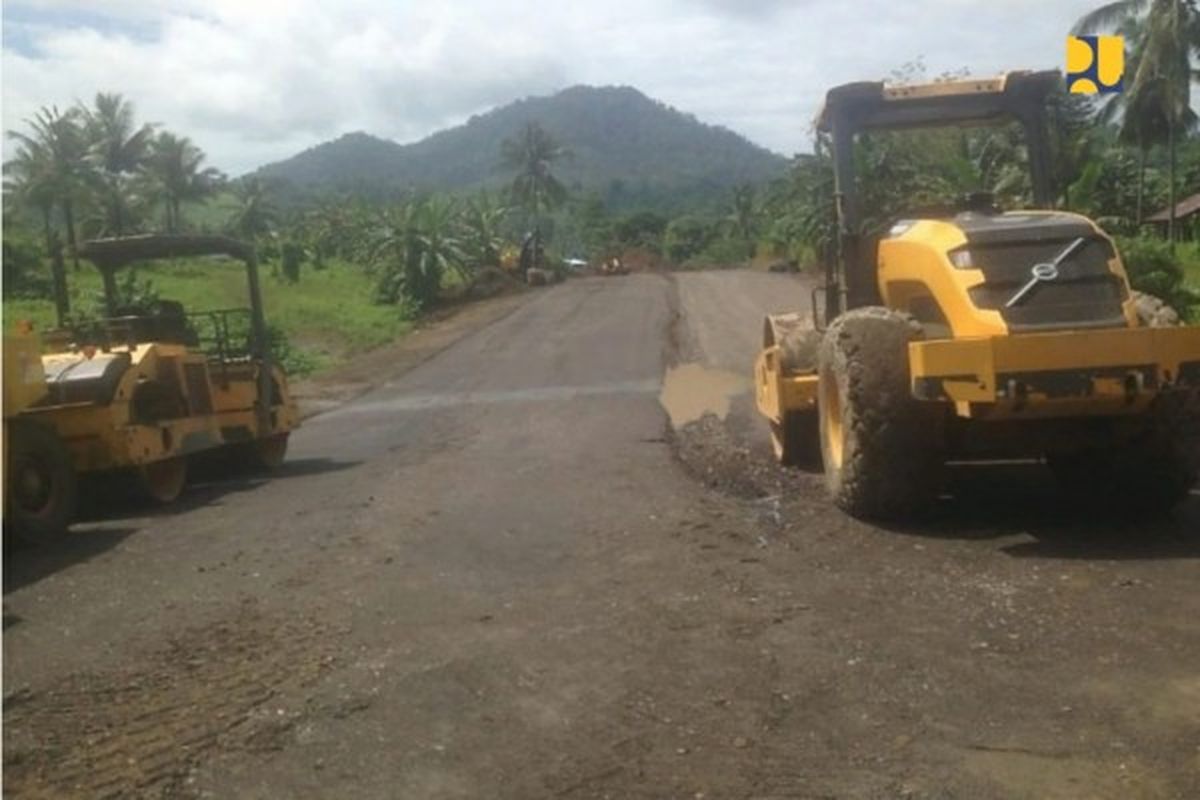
[756,71,1200,517]
[11,235,299,517]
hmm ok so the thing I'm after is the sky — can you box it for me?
[3,0,1104,175]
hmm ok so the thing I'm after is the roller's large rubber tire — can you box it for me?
[817,307,944,519]
[135,457,188,504]
[1132,290,1181,327]
[1049,393,1198,513]
[4,421,77,545]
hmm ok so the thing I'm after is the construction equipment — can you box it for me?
[755,71,1200,518]
[599,256,629,276]
[4,325,78,542]
[4,235,298,542]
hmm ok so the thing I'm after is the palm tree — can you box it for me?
[7,106,91,272]
[1075,1,1199,247]
[82,92,155,235]
[227,177,278,242]
[459,190,510,274]
[146,131,223,232]
[723,183,759,257]
[761,147,835,264]
[370,197,464,308]
[1116,77,1175,222]
[301,197,376,266]
[414,197,465,288]
[3,142,70,318]
[4,143,58,260]
[500,122,569,219]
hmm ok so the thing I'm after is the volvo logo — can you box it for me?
[1031,262,1060,282]
[1006,237,1086,308]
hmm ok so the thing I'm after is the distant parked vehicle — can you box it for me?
[599,256,629,276]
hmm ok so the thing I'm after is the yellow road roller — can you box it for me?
[756,71,1200,519]
[4,235,298,542]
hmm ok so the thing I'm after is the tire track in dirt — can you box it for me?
[3,601,338,799]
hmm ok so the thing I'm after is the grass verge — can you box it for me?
[3,259,413,378]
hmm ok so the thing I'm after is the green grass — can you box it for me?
[3,258,413,377]
[1180,249,1200,290]
[181,190,243,233]
[1166,242,1200,322]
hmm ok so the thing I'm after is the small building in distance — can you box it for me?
[1144,193,1200,240]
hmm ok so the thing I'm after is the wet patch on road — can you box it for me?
[658,362,749,427]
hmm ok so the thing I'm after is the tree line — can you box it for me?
[5,1,1199,322]
[3,93,244,320]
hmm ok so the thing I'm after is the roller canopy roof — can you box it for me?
[78,235,255,270]
[816,70,1062,133]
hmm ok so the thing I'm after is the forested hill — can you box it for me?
[253,85,789,209]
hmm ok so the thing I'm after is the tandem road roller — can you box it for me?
[756,71,1200,519]
[3,235,298,543]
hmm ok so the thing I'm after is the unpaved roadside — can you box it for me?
[665,270,1200,799]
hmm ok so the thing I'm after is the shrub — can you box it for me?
[663,215,715,263]
[613,211,667,253]
[1115,235,1200,319]
[1,229,53,300]
[79,269,160,318]
[280,240,305,284]
[266,324,320,377]
[686,236,753,268]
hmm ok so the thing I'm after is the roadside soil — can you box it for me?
[664,271,1200,800]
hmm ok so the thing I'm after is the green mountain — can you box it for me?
[254,85,789,210]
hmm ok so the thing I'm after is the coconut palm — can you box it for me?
[146,131,223,232]
[1074,1,1200,245]
[7,106,91,272]
[227,176,279,242]
[500,122,569,218]
[82,92,156,235]
[4,142,58,259]
[3,142,70,317]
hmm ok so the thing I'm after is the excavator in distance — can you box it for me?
[755,70,1200,519]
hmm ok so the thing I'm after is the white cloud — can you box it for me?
[3,0,1102,174]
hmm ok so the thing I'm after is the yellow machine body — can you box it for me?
[757,210,1200,429]
[908,326,1200,420]
[3,329,50,417]
[876,212,1138,338]
[21,341,297,474]
[754,348,817,425]
[876,210,1199,420]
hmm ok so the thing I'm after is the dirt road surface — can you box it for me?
[5,272,1199,799]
